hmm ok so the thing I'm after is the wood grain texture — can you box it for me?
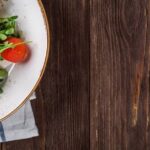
[1,0,150,150]
[42,0,90,149]
[90,0,150,150]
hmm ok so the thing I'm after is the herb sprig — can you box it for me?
[0,41,31,53]
[0,16,18,41]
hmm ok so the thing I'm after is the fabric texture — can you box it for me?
[0,93,39,142]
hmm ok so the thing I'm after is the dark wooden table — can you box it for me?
[0,0,150,149]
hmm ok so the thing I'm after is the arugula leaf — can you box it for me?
[0,33,7,40]
[0,16,18,40]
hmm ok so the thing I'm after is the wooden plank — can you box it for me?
[90,0,150,149]
[40,0,90,149]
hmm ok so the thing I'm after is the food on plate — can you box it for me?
[0,16,30,93]
[1,37,30,63]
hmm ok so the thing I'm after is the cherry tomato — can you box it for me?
[1,37,29,63]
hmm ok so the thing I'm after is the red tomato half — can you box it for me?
[1,37,29,63]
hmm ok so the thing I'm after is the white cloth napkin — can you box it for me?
[0,93,39,142]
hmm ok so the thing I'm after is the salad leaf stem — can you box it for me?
[0,41,31,53]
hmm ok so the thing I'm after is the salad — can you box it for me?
[0,16,30,93]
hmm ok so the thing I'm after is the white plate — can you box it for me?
[0,0,50,120]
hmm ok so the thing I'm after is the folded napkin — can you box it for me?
[0,93,39,142]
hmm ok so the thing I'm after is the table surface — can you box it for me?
[0,0,150,149]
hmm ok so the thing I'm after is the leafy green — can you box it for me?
[5,28,15,35]
[0,68,8,93]
[0,68,8,80]
[0,33,7,40]
[0,16,18,40]
[0,88,3,94]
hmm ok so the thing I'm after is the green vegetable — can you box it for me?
[0,88,3,94]
[0,68,8,93]
[0,33,7,40]
[0,68,8,79]
[5,28,15,35]
[0,16,18,40]
[0,78,6,87]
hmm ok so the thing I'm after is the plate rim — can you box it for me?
[0,0,50,121]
